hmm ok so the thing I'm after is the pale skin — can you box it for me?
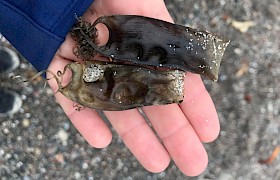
[47,0,220,177]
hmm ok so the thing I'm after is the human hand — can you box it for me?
[47,0,220,176]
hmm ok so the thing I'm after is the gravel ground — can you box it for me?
[1,0,279,179]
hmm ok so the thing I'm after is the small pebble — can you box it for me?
[22,118,30,127]
[57,128,68,143]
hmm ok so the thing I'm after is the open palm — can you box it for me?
[47,0,220,176]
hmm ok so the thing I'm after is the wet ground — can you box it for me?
[1,0,279,179]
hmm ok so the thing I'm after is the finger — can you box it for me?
[57,34,82,62]
[143,104,208,176]
[104,109,170,173]
[180,73,220,143]
[57,10,110,63]
[47,56,112,148]
[82,7,110,45]
[56,8,108,62]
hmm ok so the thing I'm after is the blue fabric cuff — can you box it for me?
[0,0,93,72]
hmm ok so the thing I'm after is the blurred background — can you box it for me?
[0,0,279,179]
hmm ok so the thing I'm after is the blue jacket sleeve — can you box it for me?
[0,0,93,71]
